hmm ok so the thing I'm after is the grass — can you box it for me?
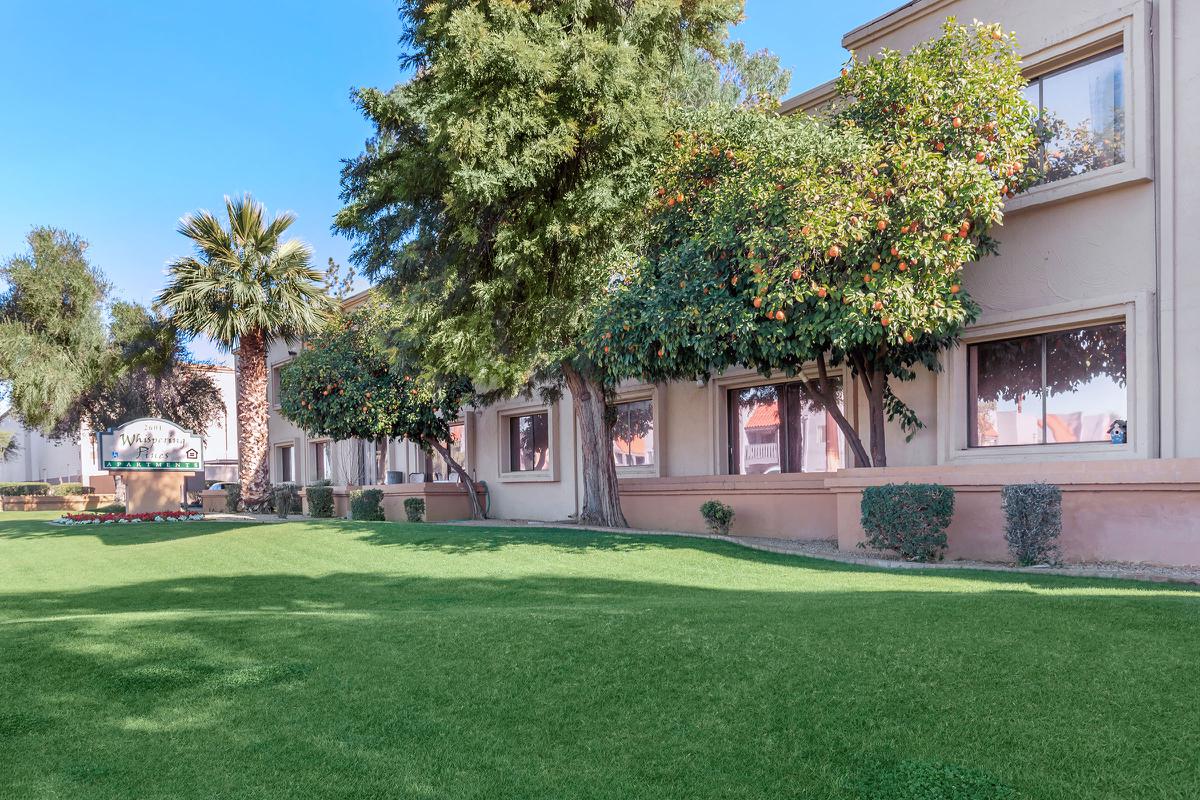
[1,512,1197,799]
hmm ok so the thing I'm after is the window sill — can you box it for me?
[1003,161,1149,215]
[944,442,1138,465]
[616,466,659,479]
[498,470,557,484]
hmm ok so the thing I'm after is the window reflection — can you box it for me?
[508,413,549,472]
[729,381,843,474]
[1027,49,1125,183]
[612,400,654,467]
[969,322,1126,447]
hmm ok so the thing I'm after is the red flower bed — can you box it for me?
[57,510,203,525]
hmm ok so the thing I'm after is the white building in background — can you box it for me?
[0,363,238,489]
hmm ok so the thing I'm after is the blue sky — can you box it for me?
[0,0,897,364]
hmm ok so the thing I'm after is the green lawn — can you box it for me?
[1,512,1197,799]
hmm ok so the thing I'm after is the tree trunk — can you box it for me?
[851,352,888,468]
[427,437,486,520]
[236,330,272,509]
[802,352,872,468]
[562,363,627,527]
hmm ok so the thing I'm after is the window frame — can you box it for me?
[726,379,847,476]
[497,401,559,483]
[311,439,331,482]
[1004,2,1151,213]
[937,293,1153,464]
[966,322,1128,449]
[275,443,295,484]
[609,383,663,478]
[269,359,291,409]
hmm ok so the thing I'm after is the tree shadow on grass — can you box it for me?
[1,570,1197,799]
[0,519,261,545]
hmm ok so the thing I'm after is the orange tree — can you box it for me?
[590,21,1039,467]
[279,301,484,519]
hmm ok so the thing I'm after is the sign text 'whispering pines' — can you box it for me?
[98,418,205,471]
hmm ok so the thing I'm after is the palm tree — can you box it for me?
[157,195,334,508]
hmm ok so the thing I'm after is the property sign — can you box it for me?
[98,418,204,471]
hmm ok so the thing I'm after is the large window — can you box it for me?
[431,422,467,481]
[277,444,294,483]
[1024,48,1124,184]
[728,381,843,475]
[968,321,1127,447]
[611,400,654,468]
[508,413,549,472]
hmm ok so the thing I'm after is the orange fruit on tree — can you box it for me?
[752,297,762,308]
[890,246,899,257]
[791,268,803,280]
[904,332,915,343]
[881,316,891,327]
[827,245,841,259]
[898,261,908,271]
[942,232,953,242]
[975,152,986,163]
[876,219,888,231]
[952,117,962,128]
[873,300,884,311]
[817,287,828,298]
[950,284,961,294]
[871,261,881,272]
[776,310,786,321]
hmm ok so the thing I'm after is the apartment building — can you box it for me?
[266,0,1200,565]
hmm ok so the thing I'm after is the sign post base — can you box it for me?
[117,471,189,515]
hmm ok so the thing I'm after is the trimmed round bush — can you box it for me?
[403,497,426,523]
[0,482,50,496]
[1001,483,1063,565]
[48,483,92,496]
[699,500,735,535]
[350,488,385,521]
[306,483,335,518]
[860,483,955,562]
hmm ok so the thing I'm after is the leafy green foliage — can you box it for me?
[1001,483,1063,565]
[860,483,955,562]
[350,488,384,521]
[590,21,1039,465]
[699,499,735,535]
[0,228,108,431]
[404,497,426,523]
[336,0,743,390]
[270,483,301,517]
[280,303,473,453]
[224,483,241,513]
[47,483,90,496]
[306,484,335,519]
[49,302,226,441]
[668,40,791,110]
[157,195,334,351]
[0,482,50,497]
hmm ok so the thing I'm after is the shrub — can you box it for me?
[306,483,335,518]
[48,482,91,496]
[0,482,50,496]
[94,503,126,513]
[224,483,241,512]
[700,500,735,535]
[404,497,426,523]
[860,483,955,562]
[350,488,385,521]
[273,486,294,518]
[271,483,302,516]
[1001,483,1063,566]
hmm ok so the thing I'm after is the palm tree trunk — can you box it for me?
[237,330,272,509]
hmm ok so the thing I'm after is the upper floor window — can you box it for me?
[611,400,655,468]
[1025,48,1124,184]
[508,413,549,472]
[270,362,288,407]
[968,321,1127,447]
[728,381,843,475]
